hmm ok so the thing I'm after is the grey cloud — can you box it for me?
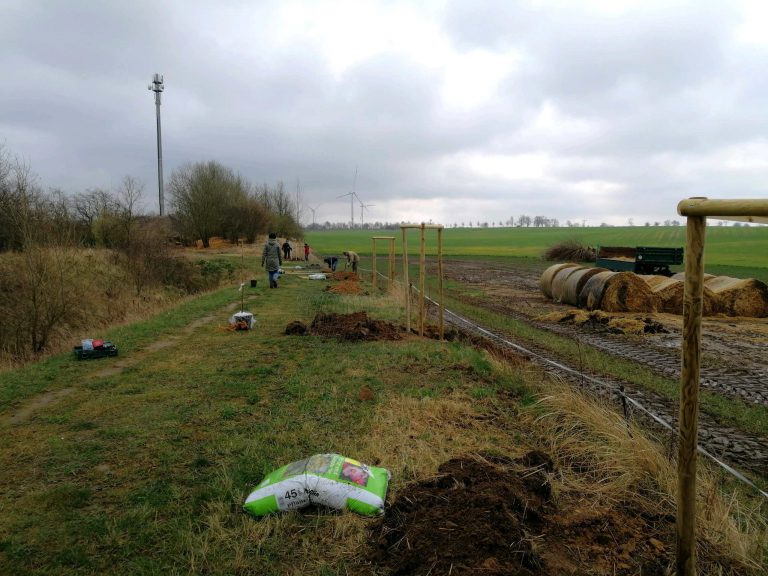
[1,0,767,225]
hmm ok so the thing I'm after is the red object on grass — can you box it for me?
[92,339,104,349]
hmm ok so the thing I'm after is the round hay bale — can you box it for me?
[539,263,580,299]
[551,266,586,303]
[660,272,721,316]
[704,276,768,317]
[598,272,657,313]
[560,267,608,306]
[640,275,719,315]
[641,275,682,314]
[578,271,616,310]
[671,272,716,282]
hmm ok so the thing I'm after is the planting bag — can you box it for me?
[244,454,390,517]
[229,311,255,329]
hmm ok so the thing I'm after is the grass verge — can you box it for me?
[0,270,764,574]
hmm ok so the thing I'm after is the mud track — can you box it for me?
[439,259,768,479]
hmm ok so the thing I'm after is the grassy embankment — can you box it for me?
[1,270,765,574]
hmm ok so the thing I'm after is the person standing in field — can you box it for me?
[343,251,359,273]
[304,243,310,262]
[262,232,283,288]
[282,240,292,261]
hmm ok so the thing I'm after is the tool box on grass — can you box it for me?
[74,339,119,360]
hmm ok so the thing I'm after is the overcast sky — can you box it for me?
[2,0,768,226]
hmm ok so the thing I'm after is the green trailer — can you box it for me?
[596,246,683,276]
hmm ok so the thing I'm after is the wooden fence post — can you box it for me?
[677,214,706,576]
[402,227,410,333]
[389,238,395,290]
[419,223,426,337]
[371,238,377,291]
[438,226,444,340]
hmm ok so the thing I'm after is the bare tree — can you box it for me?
[169,161,249,247]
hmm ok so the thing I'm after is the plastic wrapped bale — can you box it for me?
[244,454,390,517]
[539,263,580,299]
[577,270,615,310]
[560,267,608,306]
[550,265,585,303]
[704,276,768,317]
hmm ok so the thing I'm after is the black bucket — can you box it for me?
[250,279,258,288]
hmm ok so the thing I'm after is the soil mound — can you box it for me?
[310,311,401,341]
[369,454,675,576]
[284,320,308,335]
[330,271,358,281]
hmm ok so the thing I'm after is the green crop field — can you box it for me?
[305,225,768,280]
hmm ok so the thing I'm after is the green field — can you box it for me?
[306,225,768,281]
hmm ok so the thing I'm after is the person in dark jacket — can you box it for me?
[282,240,292,260]
[323,256,339,271]
[262,233,283,288]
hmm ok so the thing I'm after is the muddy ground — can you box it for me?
[438,259,768,478]
[442,259,768,385]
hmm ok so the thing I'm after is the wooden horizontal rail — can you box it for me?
[400,224,445,230]
[677,198,768,223]
[371,236,396,239]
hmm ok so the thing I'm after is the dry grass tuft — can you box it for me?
[530,379,767,571]
[543,239,596,262]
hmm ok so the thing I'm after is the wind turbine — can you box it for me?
[337,192,355,227]
[337,166,358,227]
[359,201,375,227]
[308,203,323,227]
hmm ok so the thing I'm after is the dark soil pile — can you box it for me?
[369,453,675,576]
[310,311,401,341]
[330,271,359,281]
[284,320,308,335]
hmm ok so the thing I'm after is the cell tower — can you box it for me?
[148,73,165,216]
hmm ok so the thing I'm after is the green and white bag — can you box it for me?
[244,454,390,517]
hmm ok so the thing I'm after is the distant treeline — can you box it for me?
[0,146,302,361]
[305,217,655,230]
[0,148,302,251]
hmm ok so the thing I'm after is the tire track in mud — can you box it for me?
[520,310,767,408]
[442,307,768,479]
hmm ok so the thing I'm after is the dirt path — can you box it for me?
[2,302,243,426]
[439,259,768,478]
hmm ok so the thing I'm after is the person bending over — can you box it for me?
[343,251,359,273]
